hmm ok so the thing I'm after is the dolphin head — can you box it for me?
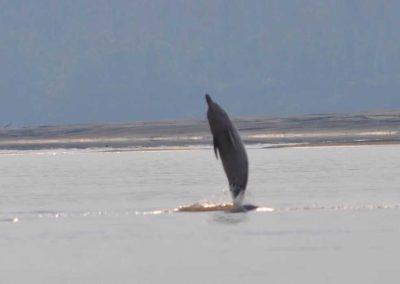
[205,93,232,135]
[205,94,213,107]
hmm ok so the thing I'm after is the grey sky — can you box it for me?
[1,1,399,126]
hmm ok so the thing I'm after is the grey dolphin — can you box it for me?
[205,94,249,205]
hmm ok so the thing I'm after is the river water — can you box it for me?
[1,145,399,283]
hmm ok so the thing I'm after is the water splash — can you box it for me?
[1,203,398,222]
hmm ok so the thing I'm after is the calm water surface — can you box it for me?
[1,145,400,283]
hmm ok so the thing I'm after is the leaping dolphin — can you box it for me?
[205,94,249,206]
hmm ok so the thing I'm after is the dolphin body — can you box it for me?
[205,94,249,205]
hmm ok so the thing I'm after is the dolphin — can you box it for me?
[205,94,249,205]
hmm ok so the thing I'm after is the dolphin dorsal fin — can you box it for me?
[213,136,219,159]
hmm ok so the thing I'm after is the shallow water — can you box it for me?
[1,145,400,283]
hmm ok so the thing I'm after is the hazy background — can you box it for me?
[1,0,400,127]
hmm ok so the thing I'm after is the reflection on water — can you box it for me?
[211,212,249,225]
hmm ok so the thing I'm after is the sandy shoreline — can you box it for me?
[1,111,400,150]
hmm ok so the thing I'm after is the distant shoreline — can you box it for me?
[1,111,400,150]
[266,139,400,149]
